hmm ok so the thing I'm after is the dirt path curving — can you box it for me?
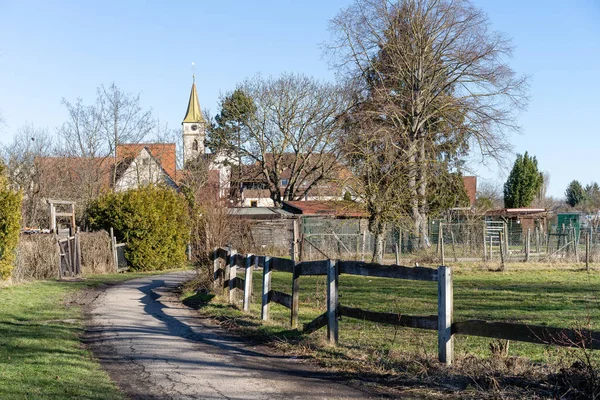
[85,271,376,400]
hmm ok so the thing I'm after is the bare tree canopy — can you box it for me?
[329,0,529,254]
[58,98,105,158]
[214,73,350,206]
[2,124,55,226]
[58,83,155,188]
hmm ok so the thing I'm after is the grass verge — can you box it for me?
[0,270,183,400]
[182,265,600,399]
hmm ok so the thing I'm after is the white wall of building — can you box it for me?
[114,148,176,192]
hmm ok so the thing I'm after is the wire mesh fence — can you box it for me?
[298,216,600,264]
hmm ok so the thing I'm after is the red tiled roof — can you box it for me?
[116,143,176,180]
[282,200,367,218]
[35,156,114,190]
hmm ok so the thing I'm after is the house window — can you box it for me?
[142,158,150,166]
[280,179,289,186]
[192,140,198,151]
[250,200,258,208]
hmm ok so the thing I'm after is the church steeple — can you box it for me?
[183,78,205,124]
[182,77,206,166]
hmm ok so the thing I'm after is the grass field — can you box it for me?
[0,272,179,400]
[184,264,600,364]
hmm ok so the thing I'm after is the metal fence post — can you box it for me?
[438,265,454,366]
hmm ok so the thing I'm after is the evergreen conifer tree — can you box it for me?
[565,180,587,207]
[503,152,543,208]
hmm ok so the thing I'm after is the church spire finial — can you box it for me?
[183,72,204,124]
[191,62,196,84]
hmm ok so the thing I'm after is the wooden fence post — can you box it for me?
[361,230,366,262]
[327,259,339,345]
[261,256,271,321]
[229,250,237,304]
[291,261,300,328]
[437,223,441,258]
[499,233,505,271]
[292,219,300,262]
[449,227,457,262]
[75,229,82,275]
[573,227,580,262]
[244,254,253,312]
[525,228,531,262]
[438,265,453,366]
[223,248,232,296]
[57,240,62,279]
[586,233,590,272]
[110,227,118,272]
[483,223,487,262]
[66,236,73,276]
[440,223,445,266]
[503,223,509,256]
[212,249,219,290]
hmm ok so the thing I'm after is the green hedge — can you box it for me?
[0,166,22,279]
[87,186,190,271]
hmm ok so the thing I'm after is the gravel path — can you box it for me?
[86,271,374,400]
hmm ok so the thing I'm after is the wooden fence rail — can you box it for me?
[210,247,600,366]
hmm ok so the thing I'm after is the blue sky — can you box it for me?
[0,0,598,198]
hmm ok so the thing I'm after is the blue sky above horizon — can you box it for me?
[0,0,599,198]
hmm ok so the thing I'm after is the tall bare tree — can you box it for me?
[2,124,55,226]
[343,106,412,261]
[96,83,155,187]
[329,0,529,253]
[214,73,349,206]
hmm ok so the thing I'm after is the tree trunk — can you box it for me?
[370,215,387,263]
[408,139,421,250]
[417,133,430,248]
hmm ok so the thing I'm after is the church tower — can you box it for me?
[182,77,206,166]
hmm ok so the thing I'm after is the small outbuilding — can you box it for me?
[485,208,551,243]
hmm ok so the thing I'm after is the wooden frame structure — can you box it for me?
[47,199,76,234]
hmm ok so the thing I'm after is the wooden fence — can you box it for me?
[211,247,600,366]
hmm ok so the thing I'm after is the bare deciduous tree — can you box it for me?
[475,180,503,211]
[217,73,350,206]
[343,109,412,261]
[96,83,155,187]
[2,124,54,226]
[329,0,529,253]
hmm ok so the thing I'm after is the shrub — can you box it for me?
[87,186,189,271]
[13,234,58,281]
[0,166,22,280]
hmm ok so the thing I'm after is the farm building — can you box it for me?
[485,208,551,245]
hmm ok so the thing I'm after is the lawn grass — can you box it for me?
[0,271,181,400]
[184,264,600,364]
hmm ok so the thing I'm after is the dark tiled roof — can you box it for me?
[282,200,367,217]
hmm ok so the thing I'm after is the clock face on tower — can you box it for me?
[191,124,198,131]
